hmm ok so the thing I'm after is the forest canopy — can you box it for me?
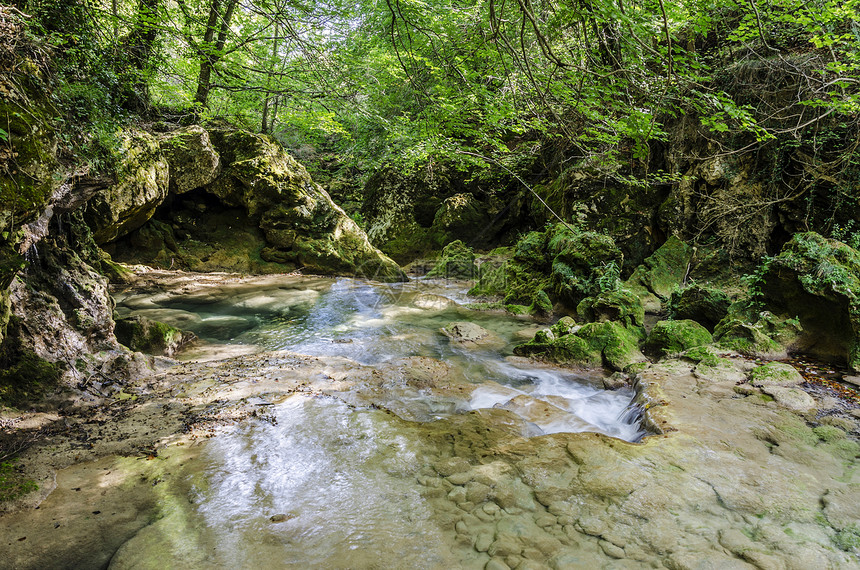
[14,0,860,179]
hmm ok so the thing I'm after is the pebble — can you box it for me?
[486,559,511,570]
[475,531,494,552]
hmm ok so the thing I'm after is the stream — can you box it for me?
[9,274,649,569]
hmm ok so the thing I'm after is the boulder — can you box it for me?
[515,320,646,371]
[427,240,476,280]
[85,130,170,244]
[749,362,804,387]
[669,284,731,331]
[440,322,503,348]
[758,232,860,370]
[160,126,220,194]
[114,315,196,357]
[205,129,405,281]
[644,320,713,357]
[576,289,645,330]
[625,236,694,311]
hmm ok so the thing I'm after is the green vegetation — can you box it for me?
[0,460,37,502]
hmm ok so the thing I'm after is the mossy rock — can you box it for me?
[427,240,476,280]
[428,193,491,249]
[114,315,196,357]
[546,225,623,307]
[625,236,694,311]
[515,320,645,371]
[85,130,170,244]
[749,361,803,387]
[159,126,221,194]
[0,348,60,407]
[713,308,788,359]
[0,77,60,238]
[577,289,645,330]
[204,128,404,281]
[758,232,860,370]
[644,319,713,357]
[669,284,731,331]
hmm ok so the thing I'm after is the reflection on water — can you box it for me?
[115,276,645,442]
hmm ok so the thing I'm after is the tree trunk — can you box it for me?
[194,0,238,109]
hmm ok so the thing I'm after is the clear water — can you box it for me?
[115,276,645,441]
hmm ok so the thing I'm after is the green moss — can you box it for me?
[0,460,38,502]
[514,319,644,371]
[834,525,860,553]
[681,345,722,367]
[0,347,60,407]
[749,362,803,387]
[812,425,846,443]
[669,284,732,331]
[625,236,693,303]
[577,288,645,330]
[427,240,476,280]
[820,439,860,460]
[114,315,192,356]
[644,320,713,356]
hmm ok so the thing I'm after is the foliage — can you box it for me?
[0,460,37,502]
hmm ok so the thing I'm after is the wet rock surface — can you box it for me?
[1,272,858,569]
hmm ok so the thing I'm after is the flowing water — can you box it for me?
[106,276,648,568]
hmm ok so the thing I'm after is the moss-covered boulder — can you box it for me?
[427,240,476,280]
[85,130,170,244]
[749,362,804,387]
[429,193,491,248]
[669,284,731,331]
[115,315,196,357]
[546,225,623,306]
[713,310,797,359]
[625,236,694,311]
[757,232,860,370]
[644,319,713,357]
[359,163,507,263]
[205,129,405,281]
[577,289,645,330]
[515,320,646,371]
[160,126,221,194]
[530,165,666,270]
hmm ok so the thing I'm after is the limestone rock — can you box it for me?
[86,130,170,244]
[440,322,502,348]
[749,362,804,387]
[644,319,713,357]
[576,289,645,330]
[624,236,693,311]
[205,129,405,281]
[515,320,646,372]
[761,386,816,412]
[114,315,196,357]
[160,126,221,194]
[669,284,731,331]
[759,232,860,370]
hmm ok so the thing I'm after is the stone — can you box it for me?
[760,386,816,412]
[440,322,502,348]
[160,126,221,194]
[644,319,713,357]
[669,284,732,331]
[114,315,196,357]
[86,130,170,244]
[206,129,405,281]
[427,240,477,280]
[576,288,645,330]
[624,236,693,311]
[759,232,860,370]
[515,320,646,372]
[749,362,804,387]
